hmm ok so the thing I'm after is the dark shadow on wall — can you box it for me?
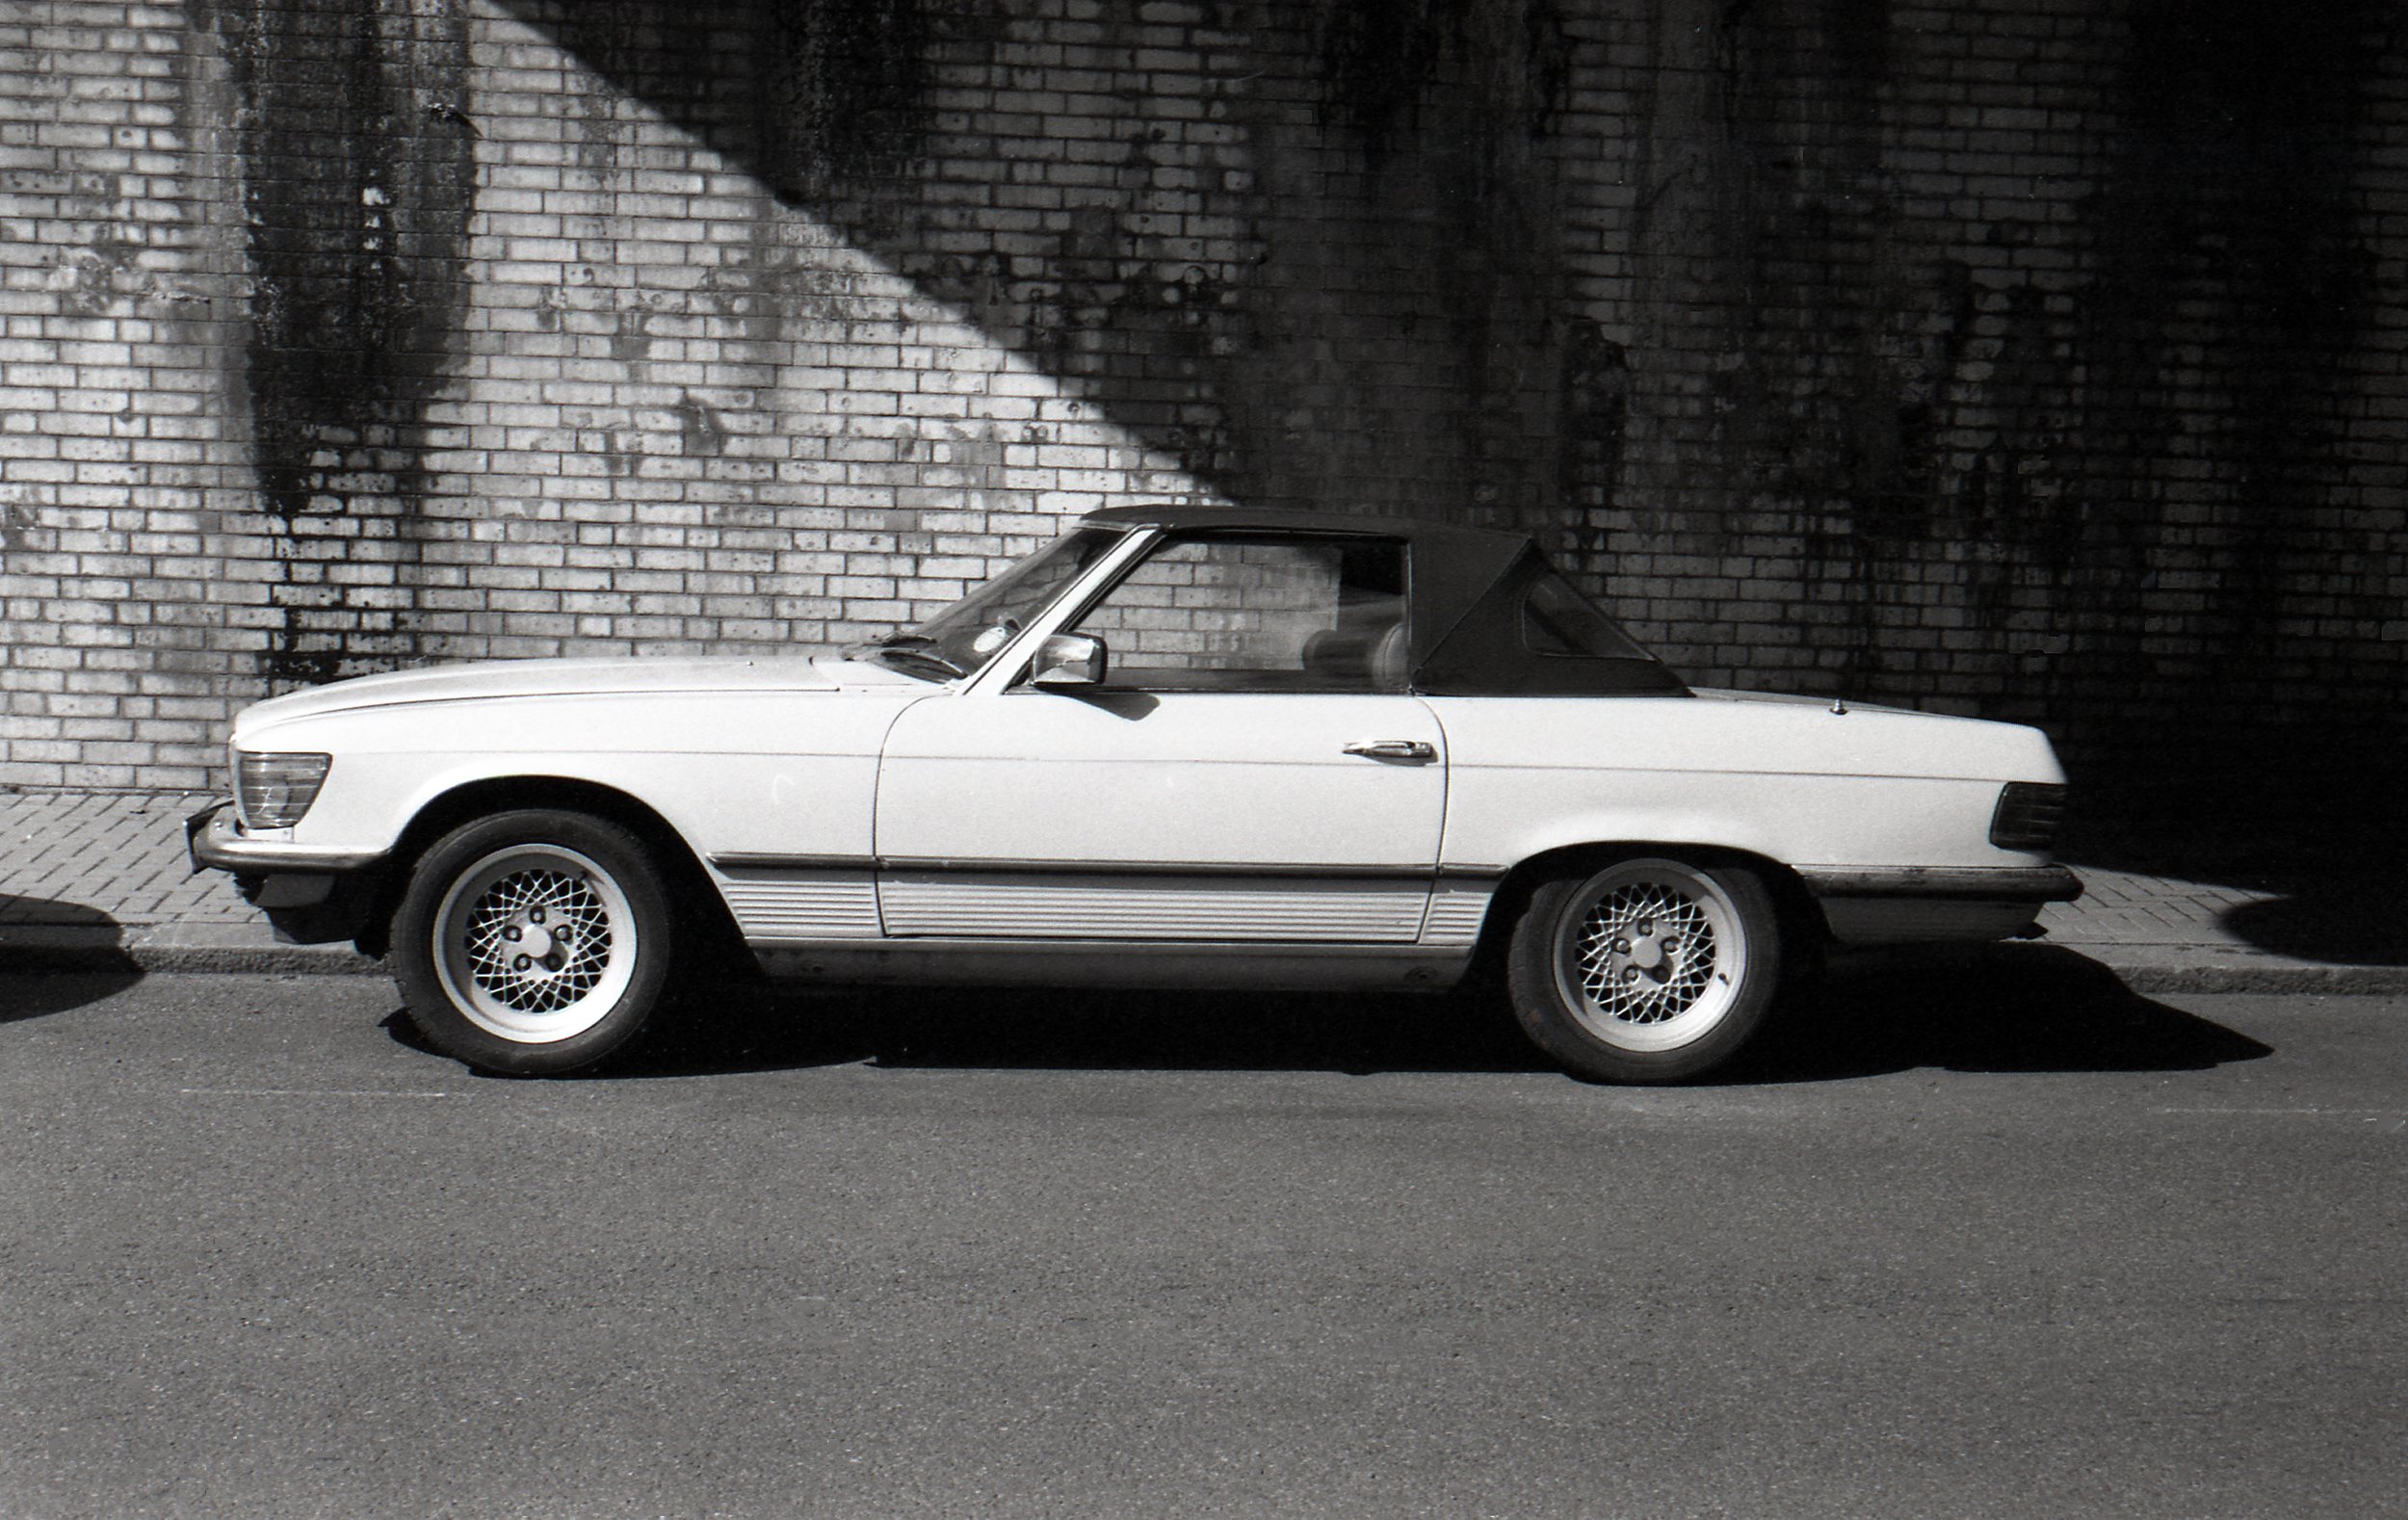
[463,0,2404,848]
[492,0,1590,535]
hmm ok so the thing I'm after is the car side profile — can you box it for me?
[190,506,2080,1083]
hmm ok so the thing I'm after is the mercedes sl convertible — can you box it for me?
[190,506,2080,1082]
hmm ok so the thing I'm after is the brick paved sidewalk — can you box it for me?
[0,787,2400,989]
[0,789,365,972]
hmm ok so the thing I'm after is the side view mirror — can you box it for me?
[1029,632,1108,689]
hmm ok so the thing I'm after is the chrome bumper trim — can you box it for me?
[186,803,387,877]
[1798,865,2083,904]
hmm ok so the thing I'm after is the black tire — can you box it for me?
[1505,855,1782,1084]
[390,809,673,1076]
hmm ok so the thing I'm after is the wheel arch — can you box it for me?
[354,775,741,962]
[1467,839,1831,979]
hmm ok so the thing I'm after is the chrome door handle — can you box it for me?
[1344,739,1435,762]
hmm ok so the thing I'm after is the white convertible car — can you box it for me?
[190,507,2079,1082]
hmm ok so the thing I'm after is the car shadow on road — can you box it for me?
[0,897,144,1021]
[484,942,2271,1083]
[586,978,1552,1079]
[1727,944,2273,1084]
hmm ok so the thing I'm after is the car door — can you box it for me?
[873,531,1447,942]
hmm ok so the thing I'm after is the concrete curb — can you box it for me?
[0,924,381,976]
[2,924,2402,994]
[2069,946,2408,997]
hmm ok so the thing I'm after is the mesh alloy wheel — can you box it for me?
[431,843,641,1044]
[1548,858,1751,1055]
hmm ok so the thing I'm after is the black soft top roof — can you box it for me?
[1082,502,1525,550]
[1078,505,1688,697]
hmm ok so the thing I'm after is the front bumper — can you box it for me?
[186,801,388,878]
[186,801,389,946]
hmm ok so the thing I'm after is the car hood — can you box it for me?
[235,653,921,728]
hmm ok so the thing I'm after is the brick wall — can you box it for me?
[0,0,2401,817]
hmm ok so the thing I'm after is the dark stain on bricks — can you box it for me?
[1320,0,1467,159]
[0,497,33,554]
[201,0,473,690]
[1691,0,1906,694]
[758,0,935,204]
[1322,0,1575,148]
[2087,0,2379,660]
[1557,322,1628,547]
[672,391,726,457]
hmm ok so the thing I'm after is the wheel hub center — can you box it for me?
[1627,934,1666,973]
[513,920,556,962]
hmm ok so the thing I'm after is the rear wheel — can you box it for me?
[391,810,672,1075]
[1506,855,1782,1084]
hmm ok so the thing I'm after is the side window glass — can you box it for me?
[1066,534,1408,692]
[1523,568,1653,662]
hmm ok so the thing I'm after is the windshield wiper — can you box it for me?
[848,632,965,679]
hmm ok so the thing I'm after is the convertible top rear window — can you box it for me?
[1417,547,1688,697]
[1523,568,1658,662]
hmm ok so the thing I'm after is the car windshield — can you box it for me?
[849,526,1122,681]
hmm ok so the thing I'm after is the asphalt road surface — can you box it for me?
[2,952,2402,1519]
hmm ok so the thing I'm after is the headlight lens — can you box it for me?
[236,751,331,828]
[1989,781,2067,852]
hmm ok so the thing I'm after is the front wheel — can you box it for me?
[1506,856,1783,1084]
[391,810,673,1075]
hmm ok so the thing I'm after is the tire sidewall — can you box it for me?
[1507,856,1783,1084]
[392,810,673,1076]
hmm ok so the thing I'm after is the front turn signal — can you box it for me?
[235,751,331,829]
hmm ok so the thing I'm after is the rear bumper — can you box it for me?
[1799,864,2083,947]
[1798,865,2083,903]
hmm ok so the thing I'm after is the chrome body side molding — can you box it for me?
[707,855,1506,949]
[711,852,1506,882]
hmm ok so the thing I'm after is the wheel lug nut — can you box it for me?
[530,907,546,925]
[503,926,521,942]
[513,955,532,972]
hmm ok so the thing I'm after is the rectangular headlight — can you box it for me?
[1989,781,2067,852]
[236,751,331,829]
